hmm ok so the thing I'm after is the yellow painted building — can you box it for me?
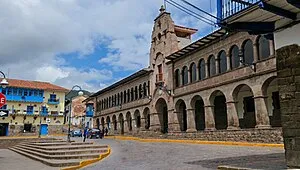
[0,78,68,136]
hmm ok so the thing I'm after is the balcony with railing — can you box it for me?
[48,98,60,105]
[217,0,261,20]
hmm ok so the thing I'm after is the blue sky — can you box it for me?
[0,0,217,92]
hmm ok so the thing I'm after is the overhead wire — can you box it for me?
[180,0,220,20]
[165,0,216,26]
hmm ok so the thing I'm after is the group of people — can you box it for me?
[83,127,108,142]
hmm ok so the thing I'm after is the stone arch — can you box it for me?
[209,90,227,130]
[242,39,254,65]
[191,95,205,131]
[106,116,111,129]
[262,76,281,127]
[112,115,117,130]
[118,113,124,134]
[155,98,168,133]
[175,99,187,132]
[257,35,270,60]
[143,107,150,130]
[134,109,141,128]
[175,69,181,87]
[230,45,240,69]
[190,62,197,83]
[101,117,105,130]
[208,55,216,76]
[126,111,132,131]
[232,84,256,128]
[182,66,188,85]
[218,50,227,74]
[198,58,206,80]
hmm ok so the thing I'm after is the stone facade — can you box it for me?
[277,44,300,167]
[91,7,282,143]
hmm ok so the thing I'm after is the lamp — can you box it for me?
[157,85,172,96]
[67,85,84,142]
[0,71,9,88]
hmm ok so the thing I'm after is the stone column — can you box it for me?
[253,43,259,63]
[254,96,271,129]
[205,63,209,78]
[195,66,199,81]
[168,109,181,132]
[226,101,240,130]
[123,121,129,134]
[226,54,231,71]
[186,109,197,132]
[204,105,215,131]
[187,69,191,83]
[269,39,275,56]
[238,49,244,67]
[277,44,300,168]
[149,113,161,132]
[215,58,220,74]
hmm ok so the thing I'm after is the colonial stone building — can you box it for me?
[90,6,282,143]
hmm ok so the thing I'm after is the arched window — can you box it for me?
[218,51,227,74]
[182,66,188,85]
[139,84,142,99]
[109,97,111,108]
[131,88,134,101]
[124,90,127,103]
[127,89,130,102]
[143,82,147,96]
[117,93,120,106]
[230,45,239,69]
[120,92,123,104]
[198,59,206,80]
[135,86,138,100]
[190,63,197,83]
[258,35,270,60]
[175,69,180,87]
[243,39,254,65]
[208,55,216,76]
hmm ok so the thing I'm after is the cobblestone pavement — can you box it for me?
[80,138,285,170]
[0,149,58,170]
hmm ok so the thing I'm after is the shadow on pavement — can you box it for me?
[185,153,286,170]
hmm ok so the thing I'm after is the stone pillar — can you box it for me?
[254,96,271,129]
[187,69,191,83]
[140,117,146,131]
[168,109,180,132]
[226,101,240,130]
[253,43,259,63]
[269,39,275,56]
[186,109,197,132]
[204,105,215,131]
[149,113,161,132]
[123,121,129,134]
[238,49,244,67]
[195,66,199,81]
[205,63,209,78]
[277,44,300,168]
[215,58,220,74]
[226,55,231,71]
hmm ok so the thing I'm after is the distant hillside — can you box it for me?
[65,90,92,100]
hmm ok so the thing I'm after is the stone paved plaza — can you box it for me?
[0,137,285,170]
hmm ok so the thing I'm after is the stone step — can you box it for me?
[16,145,107,155]
[29,142,92,146]
[11,146,102,160]
[9,147,81,167]
[19,143,107,150]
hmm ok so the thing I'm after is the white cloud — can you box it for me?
[0,0,216,92]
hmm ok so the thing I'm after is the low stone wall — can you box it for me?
[134,128,283,144]
[8,125,63,136]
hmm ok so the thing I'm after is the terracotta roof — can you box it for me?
[0,78,69,92]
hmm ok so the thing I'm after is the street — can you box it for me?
[81,138,285,170]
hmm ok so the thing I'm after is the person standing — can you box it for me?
[83,127,88,142]
[105,127,108,136]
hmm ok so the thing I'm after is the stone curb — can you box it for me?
[60,145,111,170]
[218,165,251,170]
[105,136,284,148]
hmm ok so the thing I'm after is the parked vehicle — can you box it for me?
[88,128,101,139]
[71,129,82,137]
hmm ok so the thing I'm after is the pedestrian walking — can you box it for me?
[105,127,108,136]
[83,127,88,142]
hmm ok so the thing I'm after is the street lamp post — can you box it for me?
[67,85,84,143]
[0,71,9,88]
